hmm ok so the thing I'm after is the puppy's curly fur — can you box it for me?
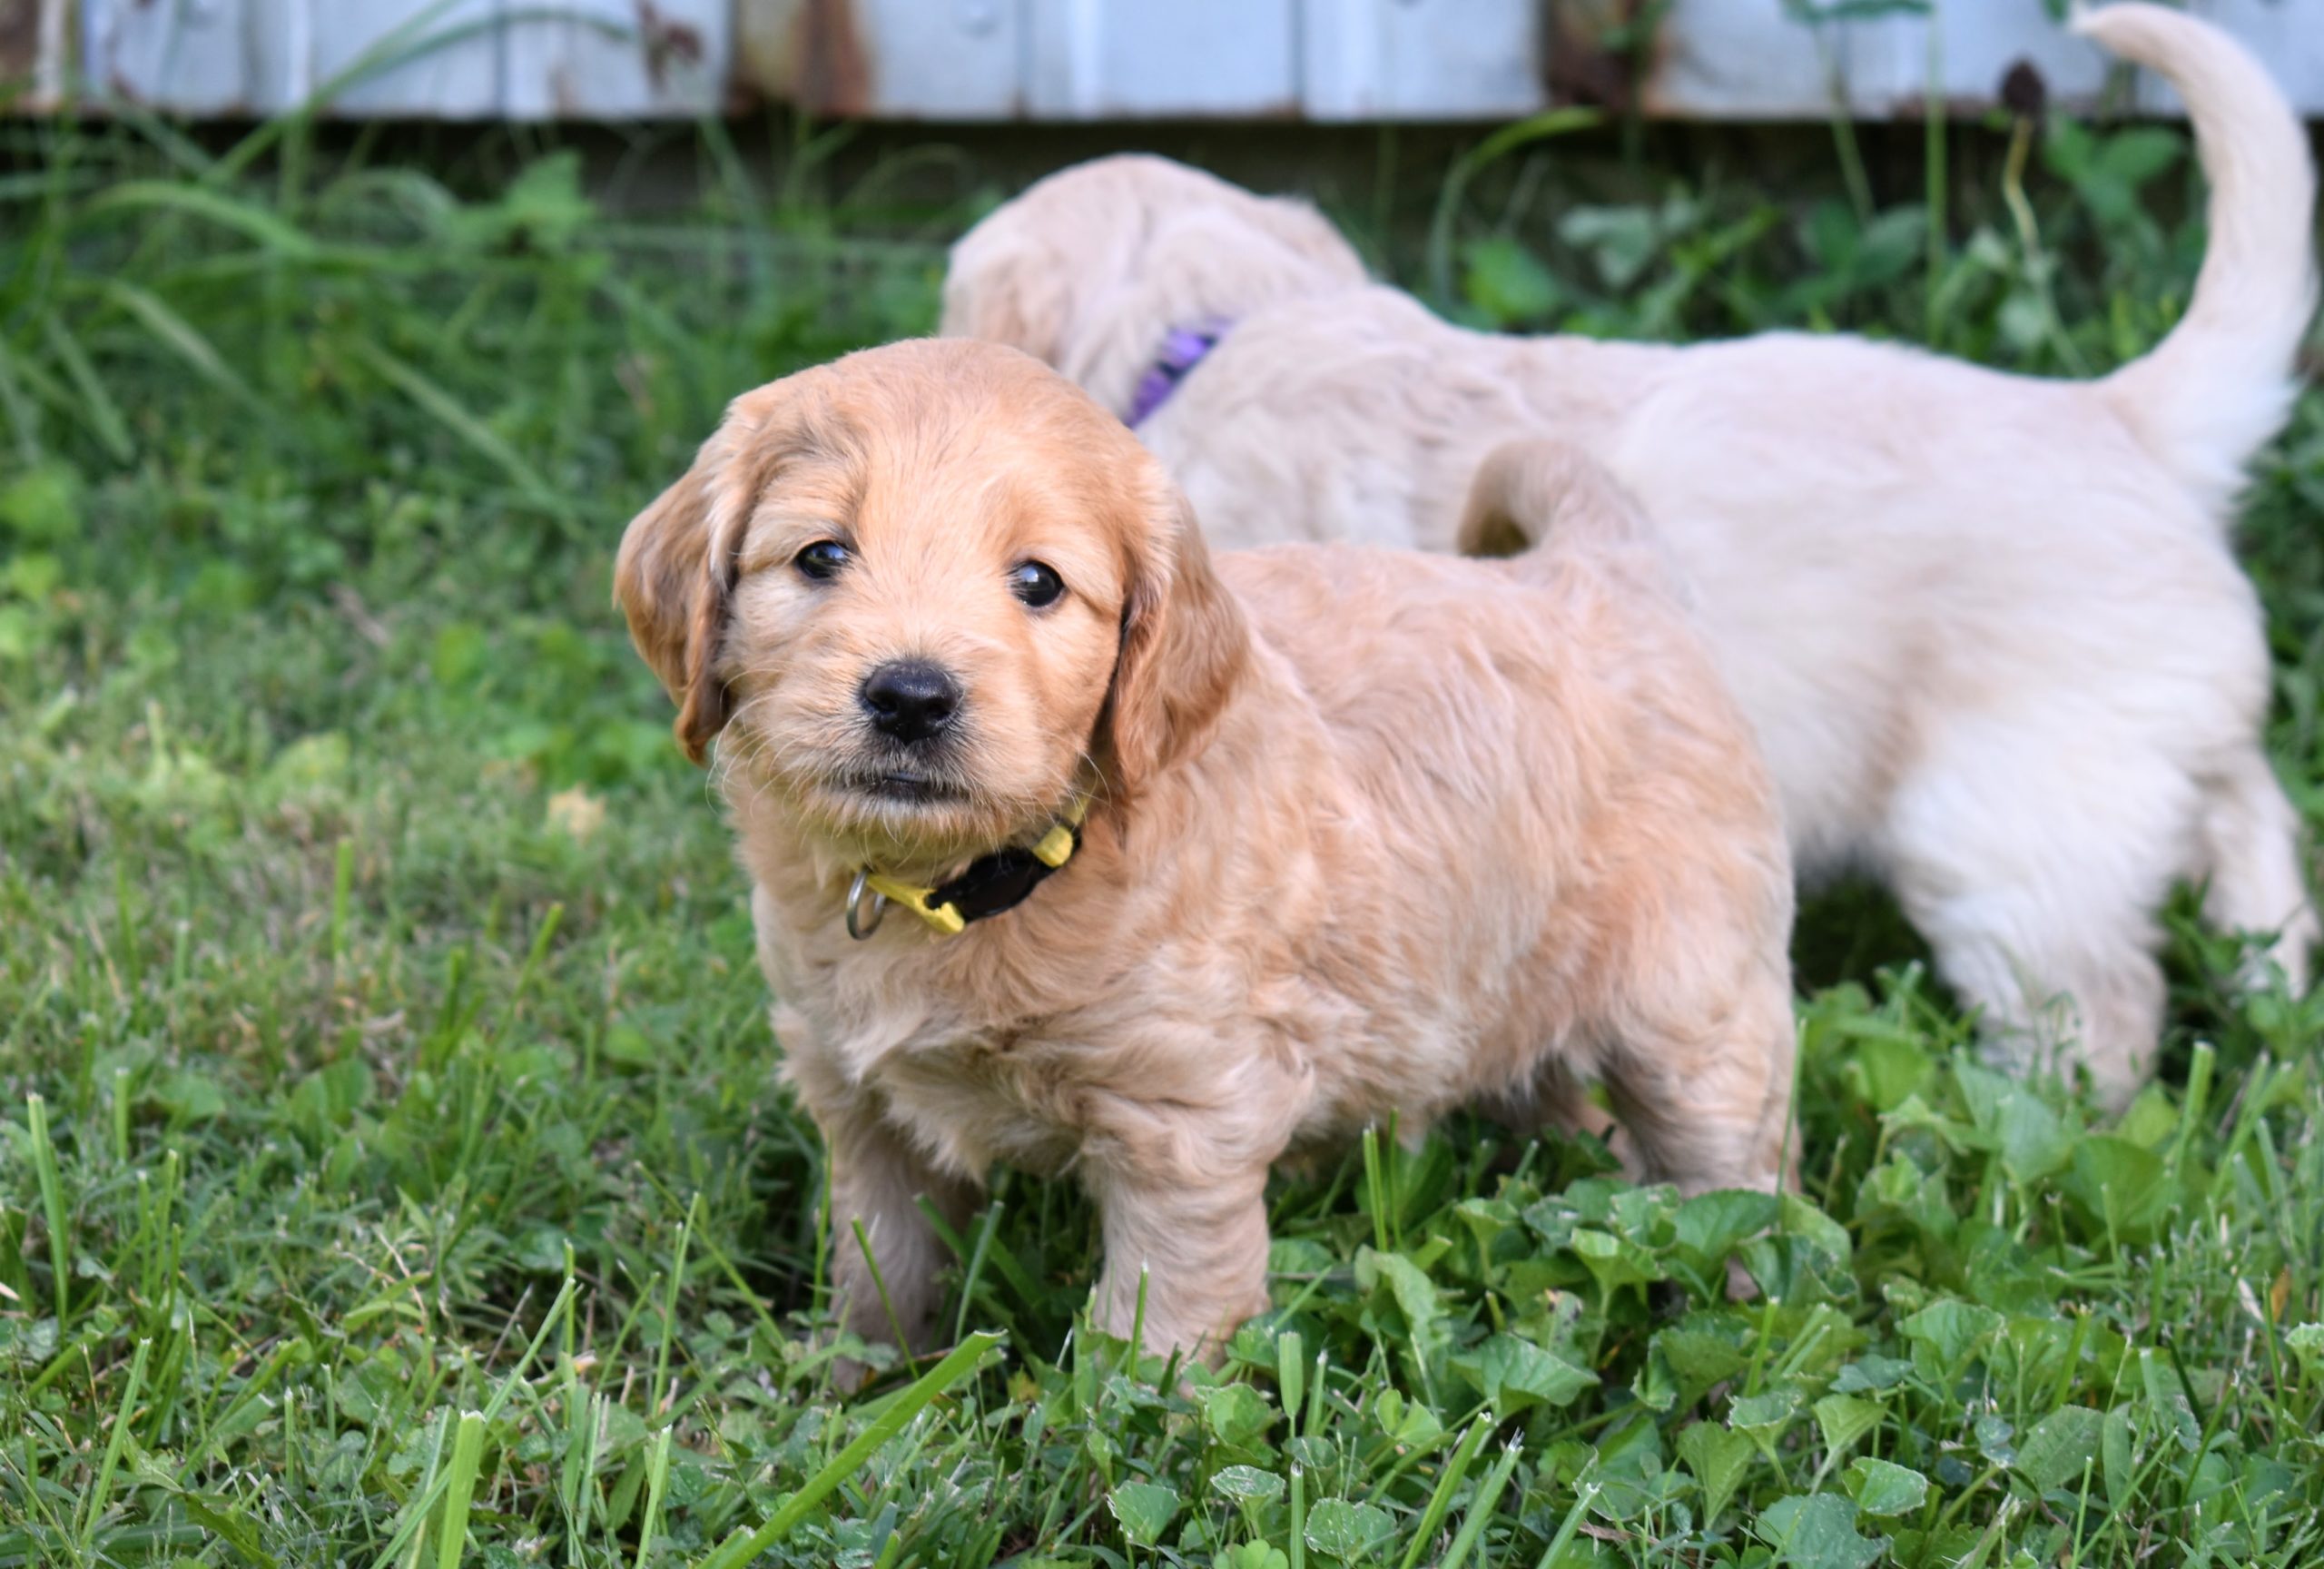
[938,5,2319,1109]
[617,340,1795,1362]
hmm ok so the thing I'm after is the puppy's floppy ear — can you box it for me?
[615,390,780,765]
[1104,479,1250,794]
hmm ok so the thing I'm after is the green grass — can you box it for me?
[4,98,2323,1568]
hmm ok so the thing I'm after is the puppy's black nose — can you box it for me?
[860,661,961,744]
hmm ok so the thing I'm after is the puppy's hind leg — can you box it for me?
[1885,736,2184,1112]
[1600,964,1797,1197]
[2196,745,2316,993]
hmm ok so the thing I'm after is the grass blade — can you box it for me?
[81,180,323,260]
[1425,107,1601,304]
[632,1426,675,1569]
[79,1337,154,1551]
[25,1095,69,1325]
[342,338,579,535]
[369,1280,577,1569]
[39,314,134,462]
[1288,1462,1306,1569]
[0,334,44,465]
[691,1330,1002,1569]
[1396,1415,1492,1569]
[89,278,264,410]
[1531,1482,1600,1569]
[435,1411,487,1569]
[1437,1436,1523,1569]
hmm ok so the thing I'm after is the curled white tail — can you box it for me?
[1455,439,1649,559]
[2077,3,2319,508]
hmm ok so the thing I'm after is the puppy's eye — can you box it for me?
[1009,560,1065,608]
[794,540,851,582]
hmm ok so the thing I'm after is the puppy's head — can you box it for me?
[940,154,1369,419]
[615,340,1247,871]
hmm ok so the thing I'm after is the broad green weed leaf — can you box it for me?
[1902,1299,2003,1377]
[1674,1189,1780,1277]
[1844,1457,1929,1516]
[1996,1092,2072,1182]
[1452,1195,1515,1258]
[1461,1333,1599,1415]
[1851,1031,1934,1112]
[2062,1138,2178,1241]
[0,463,82,544]
[1559,204,1660,289]
[1729,1389,1801,1434]
[1678,1422,1755,1522]
[1462,237,1561,328]
[1754,1493,1887,1569]
[157,1070,228,1121]
[1372,1387,1443,1448]
[1814,1395,1883,1459]
[2014,1405,2103,1494]
[1656,1324,1749,1395]
[1571,1227,1661,1295]
[1210,1465,1285,1505]
[1302,1498,1394,1561]
[1879,1093,1977,1155]
[1216,1545,1290,1569]
[1199,1384,1275,1449]
[1974,1414,2016,1465]
[1831,1356,1911,1394]
[1108,1481,1179,1547]
[1781,1194,1853,1267]
[1954,1061,2014,1132]
[265,732,350,798]
[1355,1248,1446,1355]
[1631,1343,1679,1412]
[2115,1084,2180,1150]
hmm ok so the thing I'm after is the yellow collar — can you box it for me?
[845,794,1090,939]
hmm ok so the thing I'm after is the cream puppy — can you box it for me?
[939,4,2318,1109]
[615,340,1796,1362]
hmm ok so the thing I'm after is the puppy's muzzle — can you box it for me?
[860,660,961,745]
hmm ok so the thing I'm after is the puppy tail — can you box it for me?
[1455,439,1652,564]
[2077,3,2318,508]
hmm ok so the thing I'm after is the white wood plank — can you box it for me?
[307,0,505,117]
[853,0,1022,119]
[28,0,73,108]
[1644,0,1887,120]
[1302,0,1543,121]
[734,0,1022,119]
[501,0,725,118]
[83,0,251,113]
[2134,0,2324,116]
[240,0,308,112]
[1025,0,1297,118]
[1922,0,2108,113]
[49,0,2324,122]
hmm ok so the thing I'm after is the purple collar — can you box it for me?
[1124,321,1230,428]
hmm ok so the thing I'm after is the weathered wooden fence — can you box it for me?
[5,0,2319,120]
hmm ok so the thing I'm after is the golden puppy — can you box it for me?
[939,4,2319,1110]
[615,340,1795,1362]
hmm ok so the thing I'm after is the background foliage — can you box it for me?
[3,87,2322,1567]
